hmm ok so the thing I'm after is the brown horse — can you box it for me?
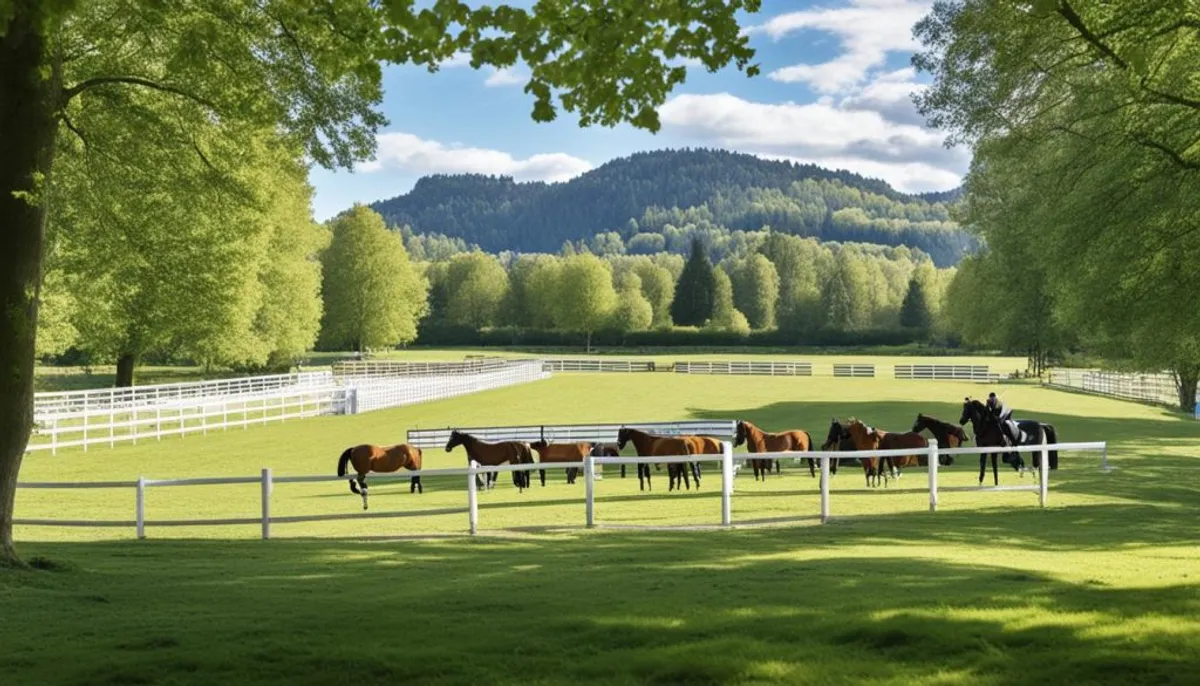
[616,427,696,492]
[912,413,968,454]
[530,440,591,485]
[845,419,891,488]
[872,428,932,479]
[336,443,424,510]
[678,435,720,486]
[734,420,814,480]
[445,430,535,491]
[820,418,857,476]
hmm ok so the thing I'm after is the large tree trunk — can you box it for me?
[115,352,139,388]
[1,4,58,567]
[1172,365,1199,414]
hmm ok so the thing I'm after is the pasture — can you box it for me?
[5,366,1200,684]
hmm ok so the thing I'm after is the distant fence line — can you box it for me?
[1045,368,1194,410]
[406,419,738,448]
[894,365,1000,382]
[833,364,875,378]
[542,359,657,373]
[673,361,813,376]
[332,359,515,378]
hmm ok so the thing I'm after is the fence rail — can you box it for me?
[332,359,520,378]
[1045,368,1193,409]
[405,419,738,447]
[343,361,549,414]
[894,365,1000,382]
[833,364,875,378]
[542,359,657,373]
[15,440,1108,538]
[674,361,813,376]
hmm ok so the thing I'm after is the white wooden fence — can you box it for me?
[541,359,657,372]
[833,364,875,378]
[332,359,517,378]
[1046,368,1193,409]
[405,419,737,447]
[342,361,549,414]
[894,365,1000,382]
[674,361,814,376]
[14,440,1108,538]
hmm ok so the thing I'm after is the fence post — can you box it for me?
[1101,442,1110,472]
[819,454,830,523]
[927,444,939,513]
[1039,435,1049,508]
[261,468,272,540]
[467,461,479,535]
[721,441,733,526]
[585,454,596,528]
[136,476,146,540]
[51,418,58,456]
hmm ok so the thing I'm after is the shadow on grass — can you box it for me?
[3,530,1198,685]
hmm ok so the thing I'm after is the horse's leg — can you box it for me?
[620,464,626,479]
[359,476,368,510]
[751,460,759,481]
[808,457,816,478]
[683,463,692,491]
[775,459,781,475]
[992,454,999,486]
[540,469,546,487]
[691,461,701,486]
[978,454,986,485]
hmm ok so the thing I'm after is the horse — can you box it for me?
[445,430,535,491]
[734,420,815,480]
[959,399,1058,485]
[616,427,696,492]
[820,418,857,476]
[845,419,892,488]
[591,443,620,482]
[530,440,592,485]
[871,427,935,479]
[679,435,719,486]
[336,443,424,510]
[912,414,968,455]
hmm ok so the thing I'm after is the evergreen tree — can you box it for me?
[899,277,933,331]
[670,238,717,326]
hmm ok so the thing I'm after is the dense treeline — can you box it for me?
[371,149,975,266]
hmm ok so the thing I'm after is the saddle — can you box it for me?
[1001,419,1027,446]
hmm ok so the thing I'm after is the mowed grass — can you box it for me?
[6,372,1200,684]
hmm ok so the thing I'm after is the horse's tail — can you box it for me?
[337,447,358,494]
[1043,424,1059,469]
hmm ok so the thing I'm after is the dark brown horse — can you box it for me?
[912,414,969,453]
[445,430,535,491]
[530,440,591,485]
[336,443,424,510]
[734,420,814,480]
[846,419,891,488]
[820,418,857,475]
[616,427,696,492]
[872,428,932,479]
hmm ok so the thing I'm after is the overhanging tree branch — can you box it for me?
[61,76,221,113]
[1132,133,1200,171]
[1056,1,1128,69]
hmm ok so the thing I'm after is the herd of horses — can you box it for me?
[335,397,1060,510]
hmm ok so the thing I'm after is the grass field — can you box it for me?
[6,368,1199,684]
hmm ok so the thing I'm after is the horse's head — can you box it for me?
[959,398,981,426]
[846,419,880,450]
[911,414,926,433]
[445,430,467,452]
[733,421,747,447]
[821,418,844,450]
[616,427,631,450]
[531,439,548,452]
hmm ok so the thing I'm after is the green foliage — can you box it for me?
[552,253,617,343]
[609,272,653,334]
[705,269,751,335]
[371,150,973,265]
[727,254,779,329]
[34,267,77,360]
[671,238,717,327]
[899,277,932,332]
[760,232,826,331]
[443,252,509,329]
[821,249,871,331]
[319,205,428,351]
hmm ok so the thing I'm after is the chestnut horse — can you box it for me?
[445,430,535,491]
[845,419,891,488]
[530,440,591,485]
[734,420,814,480]
[871,427,933,479]
[336,443,423,510]
[616,427,696,492]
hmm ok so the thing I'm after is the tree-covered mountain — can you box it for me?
[370,148,973,266]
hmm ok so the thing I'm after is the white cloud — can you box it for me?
[355,132,593,182]
[657,90,967,193]
[838,67,928,126]
[753,0,932,93]
[484,67,526,87]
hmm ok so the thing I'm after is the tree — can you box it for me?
[821,249,870,331]
[0,0,760,565]
[728,254,779,329]
[609,272,653,334]
[705,269,751,334]
[899,277,932,332]
[443,252,508,329]
[554,254,617,351]
[522,256,565,330]
[671,238,717,326]
[320,206,428,352]
[629,259,676,328]
[759,232,824,331]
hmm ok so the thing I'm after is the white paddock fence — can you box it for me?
[542,359,657,372]
[674,361,813,376]
[1046,368,1196,410]
[894,365,1000,382]
[833,364,875,378]
[28,360,550,454]
[14,440,1107,539]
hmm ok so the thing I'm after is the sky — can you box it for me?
[308,0,970,221]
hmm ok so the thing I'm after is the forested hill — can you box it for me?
[370,149,973,266]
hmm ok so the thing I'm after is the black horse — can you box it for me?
[820,418,860,477]
[959,399,1058,486]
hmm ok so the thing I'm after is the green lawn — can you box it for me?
[5,372,1199,684]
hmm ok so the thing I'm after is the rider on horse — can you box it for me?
[987,392,1020,446]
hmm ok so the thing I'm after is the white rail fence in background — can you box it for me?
[894,365,1000,382]
[542,359,657,372]
[833,364,875,378]
[15,440,1108,538]
[332,359,517,378]
[1046,368,1194,410]
[674,361,814,376]
[29,361,552,454]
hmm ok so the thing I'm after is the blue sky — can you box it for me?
[309,0,970,221]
